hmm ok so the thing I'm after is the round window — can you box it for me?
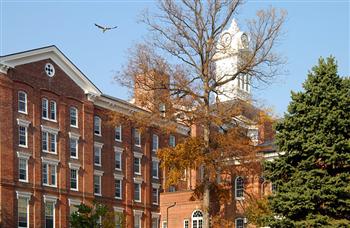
[45,63,55,77]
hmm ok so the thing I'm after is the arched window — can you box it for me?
[192,210,203,228]
[235,176,244,199]
[94,116,101,135]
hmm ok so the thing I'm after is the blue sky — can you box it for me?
[1,0,349,116]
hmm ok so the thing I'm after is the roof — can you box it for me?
[0,45,102,96]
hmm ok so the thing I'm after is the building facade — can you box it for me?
[0,46,187,227]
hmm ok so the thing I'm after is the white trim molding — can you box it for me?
[17,151,31,160]
[114,173,124,180]
[41,157,59,165]
[17,118,31,127]
[94,170,104,176]
[133,177,143,184]
[152,183,161,189]
[133,151,143,158]
[43,195,58,205]
[69,162,81,170]
[94,142,104,148]
[152,212,161,219]
[41,125,59,134]
[68,198,81,206]
[16,191,32,200]
[152,156,160,162]
[133,209,143,216]
[68,132,80,139]
[114,146,123,153]
[113,206,124,213]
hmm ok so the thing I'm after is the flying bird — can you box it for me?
[94,23,118,33]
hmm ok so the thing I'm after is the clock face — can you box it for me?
[241,33,248,48]
[221,32,232,48]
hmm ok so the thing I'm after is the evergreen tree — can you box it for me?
[265,57,350,227]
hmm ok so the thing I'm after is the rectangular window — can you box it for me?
[152,218,158,228]
[19,125,27,147]
[184,219,189,228]
[134,128,141,147]
[152,134,158,151]
[235,218,244,228]
[94,146,101,166]
[152,188,158,205]
[70,138,78,158]
[42,132,57,154]
[115,179,122,199]
[18,158,28,182]
[152,161,159,179]
[94,116,101,135]
[18,197,29,228]
[94,175,101,195]
[70,107,78,127]
[42,98,48,119]
[162,221,167,228]
[115,212,123,228]
[115,125,122,141]
[169,135,176,147]
[134,157,141,175]
[42,163,56,187]
[134,215,141,228]
[45,201,55,228]
[18,91,27,114]
[50,101,56,120]
[70,169,78,191]
[115,152,122,170]
[134,183,141,202]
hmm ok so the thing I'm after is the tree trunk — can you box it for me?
[202,91,211,228]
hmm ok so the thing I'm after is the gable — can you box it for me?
[0,45,101,96]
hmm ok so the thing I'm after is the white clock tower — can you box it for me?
[214,19,251,102]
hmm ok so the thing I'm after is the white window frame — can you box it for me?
[134,155,142,175]
[169,135,176,147]
[114,207,124,228]
[134,128,141,147]
[152,184,159,205]
[69,132,80,159]
[115,125,122,142]
[114,147,123,171]
[41,126,59,154]
[43,195,57,228]
[69,198,81,215]
[151,213,160,228]
[183,219,189,228]
[17,152,31,183]
[134,182,141,203]
[235,218,245,228]
[94,116,101,136]
[16,191,31,228]
[41,157,59,188]
[134,210,143,228]
[18,91,27,114]
[162,221,167,228]
[94,142,103,167]
[235,176,244,200]
[69,107,78,128]
[42,98,48,119]
[17,119,30,148]
[152,158,159,179]
[93,170,104,196]
[114,177,123,199]
[152,134,159,152]
[69,164,79,191]
[191,210,203,228]
[50,100,57,121]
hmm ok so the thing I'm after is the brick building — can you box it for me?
[0,46,188,228]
